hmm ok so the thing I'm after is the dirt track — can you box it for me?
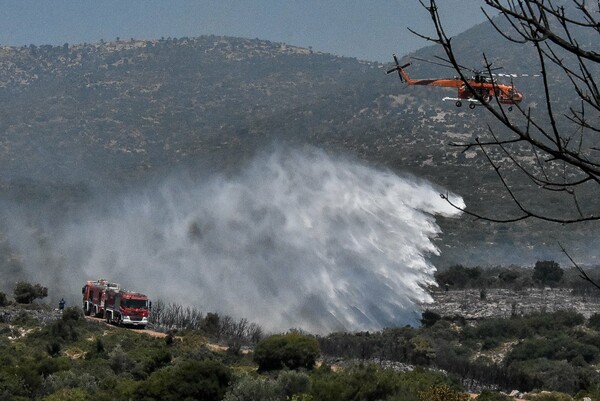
[84,316,169,338]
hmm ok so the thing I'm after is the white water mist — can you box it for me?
[5,148,463,333]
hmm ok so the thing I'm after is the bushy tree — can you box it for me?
[202,312,220,337]
[13,281,48,304]
[254,333,321,372]
[0,292,8,307]
[533,261,564,286]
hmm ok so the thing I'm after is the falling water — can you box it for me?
[4,147,463,333]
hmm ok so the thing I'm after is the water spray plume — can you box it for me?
[5,148,463,333]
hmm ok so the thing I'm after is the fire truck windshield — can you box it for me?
[124,299,148,309]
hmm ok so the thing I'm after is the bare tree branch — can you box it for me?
[559,242,600,290]
[409,0,600,223]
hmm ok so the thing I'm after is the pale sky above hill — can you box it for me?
[0,0,490,62]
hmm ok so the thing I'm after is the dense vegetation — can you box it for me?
[2,279,600,400]
[433,262,600,294]
[320,309,600,395]
[0,303,465,400]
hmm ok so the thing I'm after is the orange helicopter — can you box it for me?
[387,54,530,111]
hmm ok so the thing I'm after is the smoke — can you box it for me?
[3,147,463,333]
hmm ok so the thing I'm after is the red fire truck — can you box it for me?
[104,288,150,328]
[82,279,119,317]
[82,279,150,328]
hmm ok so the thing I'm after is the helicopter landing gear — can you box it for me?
[455,100,462,107]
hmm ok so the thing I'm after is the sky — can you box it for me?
[0,0,491,62]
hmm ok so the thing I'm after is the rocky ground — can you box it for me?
[0,304,61,325]
[423,288,600,320]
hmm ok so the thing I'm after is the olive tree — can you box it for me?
[13,281,48,304]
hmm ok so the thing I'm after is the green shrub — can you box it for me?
[508,358,594,394]
[277,370,311,398]
[254,333,320,372]
[310,363,399,401]
[507,335,600,365]
[418,384,469,401]
[0,370,29,399]
[224,375,284,401]
[524,310,584,332]
[309,364,451,401]
[390,368,453,401]
[108,344,136,375]
[43,318,79,343]
[140,348,172,375]
[464,317,526,341]
[61,307,83,322]
[136,359,231,401]
[43,371,98,396]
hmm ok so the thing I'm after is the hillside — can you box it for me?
[0,24,598,269]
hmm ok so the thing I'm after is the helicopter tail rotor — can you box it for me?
[386,54,410,82]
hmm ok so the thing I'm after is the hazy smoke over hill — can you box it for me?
[4,148,463,333]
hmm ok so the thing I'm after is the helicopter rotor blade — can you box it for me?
[432,55,473,72]
[404,55,540,81]
[411,56,456,70]
[492,72,541,78]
